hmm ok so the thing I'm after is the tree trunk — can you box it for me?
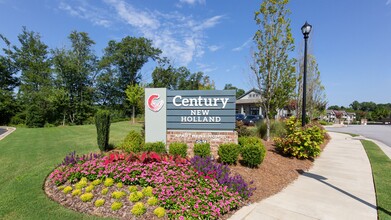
[132,105,135,124]
[266,115,270,141]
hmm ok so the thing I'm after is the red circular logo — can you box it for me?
[147,94,164,112]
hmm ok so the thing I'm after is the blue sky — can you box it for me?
[1,0,390,107]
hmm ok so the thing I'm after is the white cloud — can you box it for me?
[59,1,112,27]
[197,62,217,73]
[179,0,205,5]
[208,45,221,52]
[193,15,223,31]
[104,0,221,65]
[58,0,222,65]
[104,0,159,29]
[232,38,252,52]
[387,0,391,5]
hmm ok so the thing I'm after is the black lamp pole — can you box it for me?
[301,21,312,127]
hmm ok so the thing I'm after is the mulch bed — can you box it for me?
[44,137,330,219]
[230,137,330,204]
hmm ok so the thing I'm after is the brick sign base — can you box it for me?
[166,130,238,158]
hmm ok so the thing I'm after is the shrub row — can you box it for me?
[218,137,266,167]
[117,131,266,167]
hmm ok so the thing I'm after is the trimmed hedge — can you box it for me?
[144,142,167,154]
[119,130,143,153]
[239,136,266,168]
[169,142,188,157]
[193,143,211,157]
[218,143,240,165]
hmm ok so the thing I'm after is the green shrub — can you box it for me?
[238,136,263,153]
[169,142,188,157]
[235,121,253,137]
[101,188,109,195]
[85,184,94,193]
[240,139,266,168]
[129,192,142,202]
[75,180,88,189]
[131,202,146,216]
[147,196,158,205]
[154,207,166,218]
[116,182,123,188]
[274,117,325,159]
[257,120,286,139]
[142,186,153,197]
[119,130,143,153]
[319,120,328,125]
[95,110,111,152]
[193,143,211,157]
[143,142,167,154]
[62,186,73,194]
[92,179,102,186]
[72,189,82,196]
[111,191,126,199]
[128,185,138,192]
[94,199,105,207]
[104,178,114,187]
[111,201,123,211]
[80,193,94,202]
[218,143,240,164]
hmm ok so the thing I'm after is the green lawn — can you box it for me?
[361,140,391,220]
[0,121,140,220]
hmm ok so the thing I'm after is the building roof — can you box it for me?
[236,99,261,104]
[237,88,261,100]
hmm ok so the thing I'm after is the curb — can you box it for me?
[352,136,391,159]
[0,127,16,140]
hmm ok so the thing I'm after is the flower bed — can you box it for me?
[47,152,252,219]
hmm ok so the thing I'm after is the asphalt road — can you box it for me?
[326,125,391,148]
[0,128,7,135]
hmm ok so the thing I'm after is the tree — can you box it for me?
[296,54,327,120]
[52,31,97,125]
[252,0,296,140]
[100,37,161,107]
[95,110,111,152]
[223,84,245,98]
[125,84,144,124]
[12,27,52,127]
[349,100,360,111]
[0,35,19,125]
[151,65,215,90]
[95,68,121,108]
[151,64,179,89]
[327,105,340,110]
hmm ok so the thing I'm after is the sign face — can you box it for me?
[166,90,236,130]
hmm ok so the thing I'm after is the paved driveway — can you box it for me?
[326,125,391,148]
[0,128,7,135]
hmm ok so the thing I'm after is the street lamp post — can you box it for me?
[301,21,312,127]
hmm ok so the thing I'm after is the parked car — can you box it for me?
[235,113,245,121]
[243,115,262,126]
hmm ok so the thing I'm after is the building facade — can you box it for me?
[235,89,263,116]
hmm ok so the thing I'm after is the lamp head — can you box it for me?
[301,21,312,38]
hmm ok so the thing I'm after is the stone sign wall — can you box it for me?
[166,130,238,158]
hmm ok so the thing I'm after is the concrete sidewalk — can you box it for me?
[229,132,377,220]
